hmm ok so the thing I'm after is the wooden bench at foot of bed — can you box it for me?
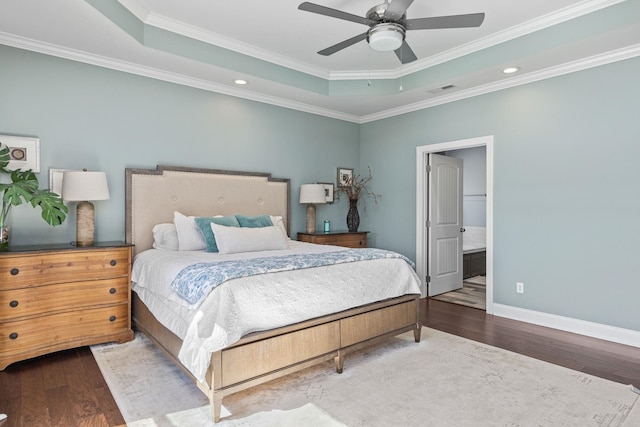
[132,292,421,422]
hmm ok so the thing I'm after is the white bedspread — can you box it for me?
[131,241,421,382]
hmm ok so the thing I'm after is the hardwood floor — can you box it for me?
[0,347,125,427]
[1,299,638,426]
[423,298,640,386]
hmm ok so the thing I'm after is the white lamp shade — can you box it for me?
[299,184,326,204]
[62,170,110,202]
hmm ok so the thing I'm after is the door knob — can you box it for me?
[460,228,466,232]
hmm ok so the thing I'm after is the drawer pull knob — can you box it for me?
[9,332,18,340]
[9,300,19,308]
[109,288,116,294]
[110,260,117,266]
[10,268,19,276]
[109,315,116,322]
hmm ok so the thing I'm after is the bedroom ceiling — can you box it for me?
[1,0,639,123]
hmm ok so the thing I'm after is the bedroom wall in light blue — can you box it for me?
[3,44,640,333]
[360,56,640,332]
[0,45,360,244]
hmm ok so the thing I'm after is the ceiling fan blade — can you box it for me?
[394,41,417,64]
[406,13,485,30]
[318,32,368,56]
[298,2,376,26]
[385,0,415,21]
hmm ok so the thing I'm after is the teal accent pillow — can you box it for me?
[194,216,240,252]
[235,214,273,228]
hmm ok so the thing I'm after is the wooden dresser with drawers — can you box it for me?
[0,242,134,370]
[297,230,369,248]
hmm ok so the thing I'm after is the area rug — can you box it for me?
[91,328,639,426]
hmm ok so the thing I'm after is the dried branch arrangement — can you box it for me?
[335,166,380,204]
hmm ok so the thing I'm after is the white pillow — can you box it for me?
[174,211,206,251]
[152,223,179,251]
[270,215,290,239]
[211,223,289,254]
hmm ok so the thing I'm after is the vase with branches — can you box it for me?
[0,143,68,249]
[335,166,380,232]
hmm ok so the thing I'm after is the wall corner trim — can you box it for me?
[493,303,640,349]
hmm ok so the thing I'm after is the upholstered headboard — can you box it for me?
[125,165,290,257]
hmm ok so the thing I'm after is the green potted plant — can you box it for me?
[0,143,68,249]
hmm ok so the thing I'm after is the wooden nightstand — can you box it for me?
[0,242,134,370]
[297,230,368,248]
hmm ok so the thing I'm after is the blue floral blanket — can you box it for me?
[170,248,415,306]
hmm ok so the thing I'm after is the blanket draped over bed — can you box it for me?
[171,248,416,306]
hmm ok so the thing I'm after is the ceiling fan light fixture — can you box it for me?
[368,23,405,52]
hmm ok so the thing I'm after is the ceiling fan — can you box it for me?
[298,0,485,64]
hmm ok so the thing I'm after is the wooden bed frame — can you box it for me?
[125,165,421,422]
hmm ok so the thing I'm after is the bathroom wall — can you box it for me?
[447,146,486,227]
[445,147,486,250]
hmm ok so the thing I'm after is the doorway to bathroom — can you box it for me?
[415,136,493,313]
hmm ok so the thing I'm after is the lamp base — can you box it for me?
[76,201,95,246]
[305,204,317,233]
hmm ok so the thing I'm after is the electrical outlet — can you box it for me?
[516,282,524,293]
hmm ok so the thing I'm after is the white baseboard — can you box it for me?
[493,303,640,349]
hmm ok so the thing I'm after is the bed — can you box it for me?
[125,165,422,422]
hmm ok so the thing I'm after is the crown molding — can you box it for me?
[1,35,637,126]
[119,0,625,82]
[144,12,332,80]
[331,0,627,80]
[117,0,150,21]
[360,43,640,123]
[119,0,331,80]
[0,31,360,123]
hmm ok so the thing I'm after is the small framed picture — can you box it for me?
[0,134,40,172]
[318,182,334,203]
[49,168,75,195]
[337,167,353,187]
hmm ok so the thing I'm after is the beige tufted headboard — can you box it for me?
[125,165,290,257]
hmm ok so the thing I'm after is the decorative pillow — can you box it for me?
[211,223,289,254]
[174,211,206,251]
[151,223,179,251]
[270,215,289,239]
[195,215,240,252]
[235,214,273,228]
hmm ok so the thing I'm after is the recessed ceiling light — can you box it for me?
[234,79,248,85]
[503,67,520,74]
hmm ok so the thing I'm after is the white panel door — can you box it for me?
[427,154,463,296]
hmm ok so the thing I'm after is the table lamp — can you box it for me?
[62,169,110,246]
[299,184,326,233]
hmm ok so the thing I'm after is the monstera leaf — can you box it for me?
[0,144,10,172]
[30,189,68,226]
[0,143,68,227]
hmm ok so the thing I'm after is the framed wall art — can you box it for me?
[337,167,353,187]
[0,134,40,172]
[49,168,75,195]
[318,182,334,203]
